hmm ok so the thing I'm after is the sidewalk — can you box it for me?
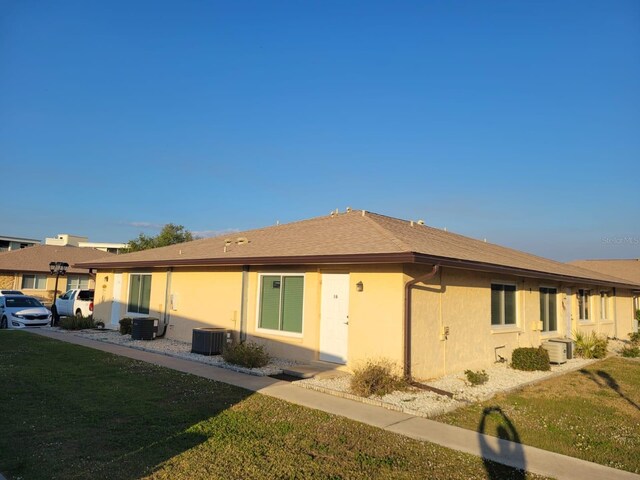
[31,329,639,480]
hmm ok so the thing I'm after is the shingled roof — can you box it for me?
[76,210,640,288]
[0,245,114,274]
[568,259,640,287]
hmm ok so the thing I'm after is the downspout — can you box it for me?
[404,264,440,379]
[239,266,250,342]
[157,268,172,338]
[613,287,617,339]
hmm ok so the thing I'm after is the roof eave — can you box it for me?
[412,254,640,289]
[75,251,640,289]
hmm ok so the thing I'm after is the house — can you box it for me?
[0,235,40,252]
[45,233,128,254]
[77,210,640,380]
[0,245,114,304]
[567,259,640,333]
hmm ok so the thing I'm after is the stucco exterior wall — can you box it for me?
[165,267,243,342]
[407,266,637,380]
[90,263,639,380]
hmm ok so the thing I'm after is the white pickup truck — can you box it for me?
[55,289,94,318]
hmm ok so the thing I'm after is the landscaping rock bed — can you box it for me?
[298,357,596,418]
[44,327,296,376]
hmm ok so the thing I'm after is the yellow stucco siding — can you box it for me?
[345,265,405,367]
[90,263,638,380]
[165,267,242,342]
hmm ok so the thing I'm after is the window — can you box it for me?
[66,275,89,290]
[491,283,517,326]
[127,274,151,314]
[539,287,557,332]
[600,291,610,320]
[258,274,304,334]
[578,289,591,321]
[21,274,47,289]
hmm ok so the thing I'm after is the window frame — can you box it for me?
[66,275,90,290]
[539,286,558,333]
[577,288,592,323]
[490,281,518,329]
[126,273,152,315]
[21,274,47,290]
[255,272,305,338]
[599,290,612,322]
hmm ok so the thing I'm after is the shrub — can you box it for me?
[350,360,409,397]
[222,342,270,369]
[574,331,608,359]
[119,317,133,335]
[465,369,489,386]
[629,332,640,346]
[621,345,640,358]
[511,347,551,371]
[60,315,95,331]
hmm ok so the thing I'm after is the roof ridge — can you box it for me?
[361,212,413,252]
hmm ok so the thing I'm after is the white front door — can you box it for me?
[111,273,123,329]
[320,273,350,364]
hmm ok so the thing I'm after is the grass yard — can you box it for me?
[437,357,640,474]
[0,332,546,480]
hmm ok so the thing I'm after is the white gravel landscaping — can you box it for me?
[44,327,297,376]
[297,356,597,418]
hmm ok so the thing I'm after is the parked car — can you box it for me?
[0,295,52,329]
[0,290,24,295]
[55,289,94,318]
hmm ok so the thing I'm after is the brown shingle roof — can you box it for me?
[568,259,640,287]
[76,210,640,288]
[0,245,114,274]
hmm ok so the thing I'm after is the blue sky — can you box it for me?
[1,0,638,260]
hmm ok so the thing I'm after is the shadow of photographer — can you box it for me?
[478,406,526,480]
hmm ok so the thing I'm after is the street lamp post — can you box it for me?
[49,261,69,326]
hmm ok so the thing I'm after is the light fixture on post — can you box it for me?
[49,261,69,326]
[356,281,364,292]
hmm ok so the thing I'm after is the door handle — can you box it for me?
[343,321,349,325]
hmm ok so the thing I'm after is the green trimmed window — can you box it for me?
[491,283,517,326]
[128,274,151,314]
[539,287,557,332]
[259,275,304,334]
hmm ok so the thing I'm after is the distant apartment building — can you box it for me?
[0,235,40,252]
[45,234,127,254]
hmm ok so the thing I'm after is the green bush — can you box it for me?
[629,332,640,346]
[511,347,551,371]
[574,331,608,359]
[350,360,409,397]
[60,315,95,331]
[222,341,270,369]
[621,345,640,358]
[119,317,133,335]
[465,369,489,386]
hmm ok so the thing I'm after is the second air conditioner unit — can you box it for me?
[542,341,567,364]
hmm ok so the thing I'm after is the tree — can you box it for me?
[126,224,195,252]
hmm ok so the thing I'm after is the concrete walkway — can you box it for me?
[31,330,639,480]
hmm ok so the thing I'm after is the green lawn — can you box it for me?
[437,357,640,474]
[0,332,545,480]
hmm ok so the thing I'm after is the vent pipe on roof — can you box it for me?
[417,220,425,225]
[361,210,366,216]
[410,221,414,227]
[346,206,352,213]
